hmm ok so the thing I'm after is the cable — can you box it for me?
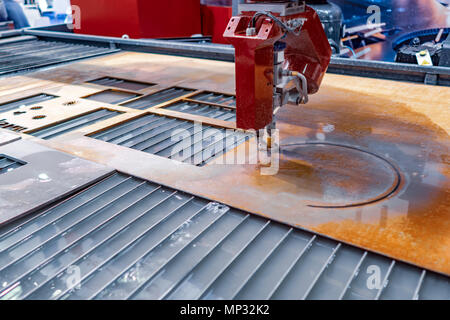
[248,11,304,36]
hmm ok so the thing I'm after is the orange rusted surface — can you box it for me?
[0,52,448,275]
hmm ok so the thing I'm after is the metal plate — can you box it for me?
[0,139,114,226]
[0,94,57,113]
[0,172,447,300]
[0,37,119,77]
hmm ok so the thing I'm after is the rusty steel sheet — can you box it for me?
[0,52,447,276]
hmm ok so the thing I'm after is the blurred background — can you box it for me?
[0,0,449,63]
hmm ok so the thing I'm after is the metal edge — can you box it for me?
[21,29,450,86]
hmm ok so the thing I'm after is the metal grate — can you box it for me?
[0,155,25,175]
[0,38,118,76]
[84,90,140,105]
[0,172,447,300]
[88,77,155,91]
[190,92,236,107]
[0,94,57,113]
[29,109,122,140]
[88,114,250,166]
[121,87,195,110]
[164,101,236,121]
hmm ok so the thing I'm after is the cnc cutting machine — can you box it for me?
[224,0,332,137]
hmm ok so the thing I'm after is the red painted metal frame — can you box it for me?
[224,5,332,130]
[71,0,201,39]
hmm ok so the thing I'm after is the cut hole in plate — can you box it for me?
[279,143,402,208]
[0,94,57,113]
[62,101,78,106]
[88,77,155,91]
[30,106,43,110]
[88,113,252,166]
[189,91,236,107]
[28,109,122,140]
[164,100,236,121]
[32,115,46,120]
[121,87,195,110]
[0,120,27,132]
[83,89,141,105]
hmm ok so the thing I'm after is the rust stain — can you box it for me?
[311,198,450,274]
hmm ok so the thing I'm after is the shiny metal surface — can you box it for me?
[29,109,122,140]
[0,139,114,226]
[83,90,140,105]
[0,172,447,300]
[87,77,155,91]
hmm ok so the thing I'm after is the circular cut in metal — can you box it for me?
[279,143,401,208]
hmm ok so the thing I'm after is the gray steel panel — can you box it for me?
[0,172,448,300]
[165,101,236,121]
[89,114,251,166]
[29,109,122,140]
[121,88,195,110]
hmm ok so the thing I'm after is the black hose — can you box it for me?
[248,11,304,36]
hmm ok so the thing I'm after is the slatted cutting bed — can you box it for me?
[0,37,448,300]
